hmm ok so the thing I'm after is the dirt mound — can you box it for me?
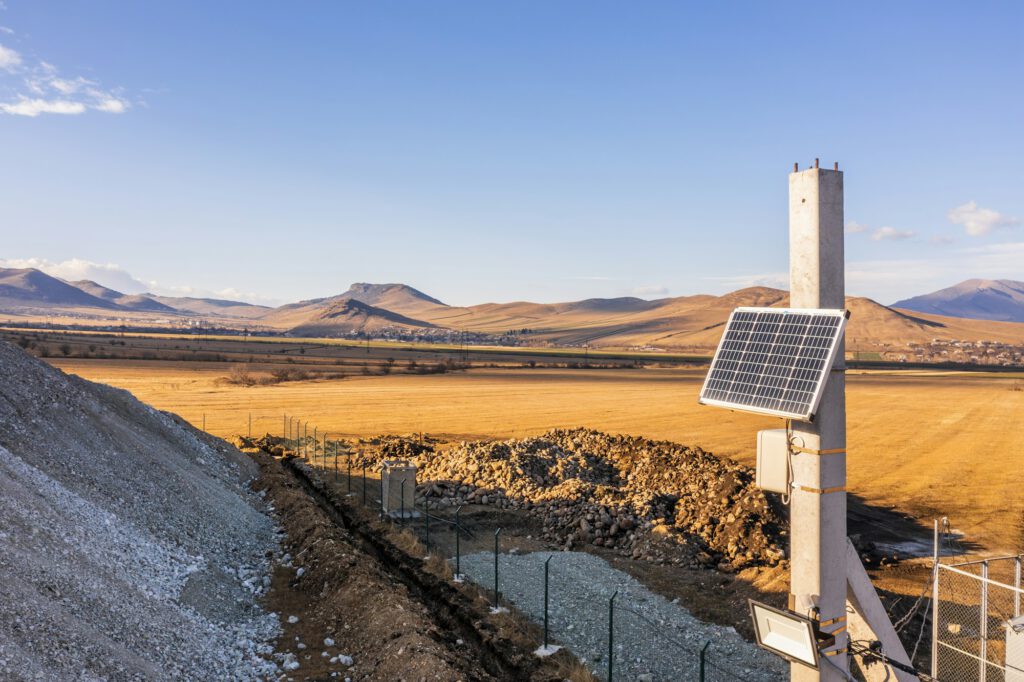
[0,341,280,679]
[352,429,786,570]
[234,432,288,455]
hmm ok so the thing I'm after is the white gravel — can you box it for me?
[457,550,786,681]
[0,342,280,680]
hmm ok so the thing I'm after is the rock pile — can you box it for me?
[359,429,786,569]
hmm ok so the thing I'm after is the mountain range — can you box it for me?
[1,266,1023,352]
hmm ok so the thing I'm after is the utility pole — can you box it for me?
[788,160,847,681]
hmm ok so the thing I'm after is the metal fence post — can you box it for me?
[347,453,352,493]
[400,480,406,525]
[248,412,251,438]
[283,414,287,438]
[380,470,385,518]
[423,500,430,554]
[333,442,338,482]
[493,527,502,608]
[313,426,317,465]
[1016,556,1022,617]
[932,519,940,680]
[608,590,617,682]
[544,555,551,649]
[700,641,710,681]
[202,413,205,431]
[362,463,367,505]
[455,505,463,578]
[980,561,989,681]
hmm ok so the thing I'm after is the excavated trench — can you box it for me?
[278,455,542,681]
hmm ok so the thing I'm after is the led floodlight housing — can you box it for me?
[749,600,822,670]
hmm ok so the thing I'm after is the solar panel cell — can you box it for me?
[698,307,848,420]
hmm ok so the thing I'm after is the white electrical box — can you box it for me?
[1008,618,1024,682]
[756,429,790,494]
[382,460,418,519]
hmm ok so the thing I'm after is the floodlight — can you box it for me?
[699,307,849,421]
[749,600,823,670]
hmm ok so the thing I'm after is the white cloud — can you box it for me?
[845,220,868,234]
[930,235,954,245]
[0,42,19,71]
[871,226,916,241]
[630,285,669,297]
[0,27,13,36]
[0,98,86,116]
[947,201,1020,237]
[0,258,150,293]
[0,38,130,117]
[93,97,127,113]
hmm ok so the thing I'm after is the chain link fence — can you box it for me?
[285,444,783,682]
[934,555,1024,681]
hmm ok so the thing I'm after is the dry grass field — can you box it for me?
[50,358,1024,553]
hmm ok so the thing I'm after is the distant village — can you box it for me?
[860,338,1024,367]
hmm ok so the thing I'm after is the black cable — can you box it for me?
[849,642,939,681]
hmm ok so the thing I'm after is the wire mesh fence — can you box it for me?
[265,423,783,681]
[934,555,1024,682]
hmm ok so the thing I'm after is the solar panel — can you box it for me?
[698,307,849,421]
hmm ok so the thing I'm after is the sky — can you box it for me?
[0,2,1021,307]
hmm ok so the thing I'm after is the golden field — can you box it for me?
[50,358,1024,553]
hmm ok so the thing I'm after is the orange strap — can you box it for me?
[794,484,846,495]
[791,446,846,456]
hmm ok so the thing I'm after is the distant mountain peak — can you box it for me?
[893,279,1024,323]
[343,282,446,307]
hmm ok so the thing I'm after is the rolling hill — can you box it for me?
[259,282,447,329]
[141,295,270,319]
[71,280,178,313]
[288,298,437,336]
[0,268,120,312]
[893,279,1024,323]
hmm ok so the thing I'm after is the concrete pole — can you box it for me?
[788,165,848,681]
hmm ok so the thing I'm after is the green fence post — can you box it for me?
[544,555,552,649]
[608,590,617,682]
[700,640,710,681]
[423,499,430,553]
[455,505,463,579]
[493,527,502,608]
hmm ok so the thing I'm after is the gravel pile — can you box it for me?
[356,430,785,570]
[458,550,786,681]
[0,342,280,680]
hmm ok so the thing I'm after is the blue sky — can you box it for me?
[0,2,1021,306]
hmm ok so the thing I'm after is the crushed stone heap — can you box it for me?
[0,342,280,680]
